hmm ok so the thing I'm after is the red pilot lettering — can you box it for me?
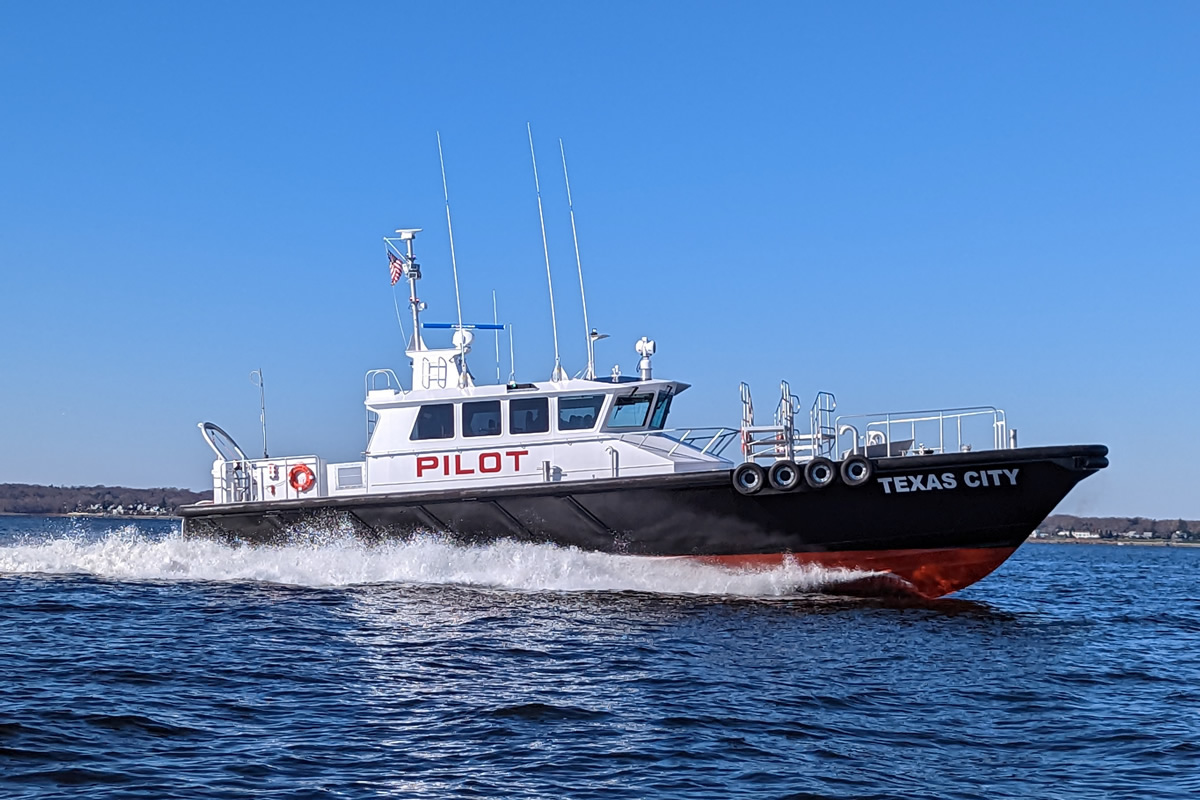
[417,450,532,478]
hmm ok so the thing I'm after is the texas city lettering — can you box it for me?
[416,450,530,478]
[878,468,1019,494]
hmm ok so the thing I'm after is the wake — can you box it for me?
[0,525,881,597]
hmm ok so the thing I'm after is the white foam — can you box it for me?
[0,527,876,597]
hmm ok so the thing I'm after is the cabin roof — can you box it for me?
[365,377,689,408]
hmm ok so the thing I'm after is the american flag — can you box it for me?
[388,251,405,285]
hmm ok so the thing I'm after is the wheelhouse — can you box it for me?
[366,379,686,454]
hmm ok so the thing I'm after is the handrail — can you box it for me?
[365,369,405,439]
[365,368,404,394]
[619,427,739,459]
[737,383,1011,465]
[198,422,248,462]
[835,406,1008,457]
[211,454,321,504]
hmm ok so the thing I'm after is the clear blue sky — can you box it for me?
[1,2,1197,519]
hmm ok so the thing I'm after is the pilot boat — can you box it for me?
[180,228,1107,597]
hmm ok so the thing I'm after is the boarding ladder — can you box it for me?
[740,382,786,463]
[739,382,839,464]
[739,382,796,464]
[809,391,837,459]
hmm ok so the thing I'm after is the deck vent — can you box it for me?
[337,465,364,490]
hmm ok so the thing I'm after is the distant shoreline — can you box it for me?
[1028,537,1200,548]
[0,483,205,518]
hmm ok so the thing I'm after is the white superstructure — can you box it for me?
[198,229,738,506]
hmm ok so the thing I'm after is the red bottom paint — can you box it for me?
[693,546,1020,598]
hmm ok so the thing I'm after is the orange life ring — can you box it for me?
[288,464,316,493]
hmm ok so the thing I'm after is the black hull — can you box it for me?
[179,445,1107,596]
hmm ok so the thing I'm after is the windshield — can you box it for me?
[608,393,654,429]
[650,391,673,429]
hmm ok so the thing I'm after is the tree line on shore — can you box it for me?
[0,483,206,516]
[1041,514,1196,538]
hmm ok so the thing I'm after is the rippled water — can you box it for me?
[2,515,1198,799]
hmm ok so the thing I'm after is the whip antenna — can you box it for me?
[560,138,595,380]
[508,323,516,383]
[528,123,565,381]
[250,369,268,458]
[436,132,467,384]
[492,289,501,383]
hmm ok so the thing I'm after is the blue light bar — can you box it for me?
[422,322,507,331]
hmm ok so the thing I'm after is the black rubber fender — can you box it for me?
[840,455,874,487]
[732,463,766,495]
[804,457,836,490]
[767,460,801,491]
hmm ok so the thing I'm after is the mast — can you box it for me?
[391,229,425,351]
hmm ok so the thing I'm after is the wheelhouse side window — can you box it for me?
[463,400,502,437]
[607,393,654,429]
[557,394,605,431]
[650,391,673,430]
[510,397,549,434]
[411,403,454,440]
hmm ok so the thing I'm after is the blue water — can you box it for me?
[2,516,1198,799]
